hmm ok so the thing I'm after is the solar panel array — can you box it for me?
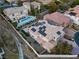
[38,26,47,36]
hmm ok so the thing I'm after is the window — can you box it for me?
[13,18,16,20]
[18,20,20,23]
[54,37,55,39]
[20,11,23,14]
[12,14,14,16]
[0,48,2,53]
[57,31,61,35]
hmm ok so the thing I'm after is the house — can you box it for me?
[31,1,41,10]
[38,0,52,5]
[44,12,71,27]
[23,1,41,12]
[17,16,36,27]
[64,5,79,25]
[3,6,29,22]
[0,48,5,59]
[23,2,31,12]
[28,20,65,53]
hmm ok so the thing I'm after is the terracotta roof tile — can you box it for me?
[44,12,70,26]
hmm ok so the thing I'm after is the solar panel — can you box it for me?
[42,26,46,29]
[69,12,76,16]
[38,26,47,36]
[38,30,47,36]
[31,28,36,32]
[39,27,42,30]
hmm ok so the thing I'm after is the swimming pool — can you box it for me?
[17,16,36,27]
[74,32,79,46]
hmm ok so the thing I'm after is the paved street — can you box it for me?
[0,15,19,59]
[0,14,44,59]
[0,15,26,59]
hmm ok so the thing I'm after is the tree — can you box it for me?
[61,0,71,3]
[0,41,4,48]
[71,0,79,7]
[4,0,10,4]
[56,0,75,12]
[51,42,72,54]
[17,0,22,6]
[31,6,39,16]
[48,1,58,12]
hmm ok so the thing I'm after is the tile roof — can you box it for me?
[29,20,65,52]
[44,12,70,26]
[70,5,79,18]
[65,5,79,25]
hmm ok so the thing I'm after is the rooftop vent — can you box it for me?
[57,31,61,35]
[69,12,76,16]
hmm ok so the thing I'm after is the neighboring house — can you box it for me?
[0,48,5,59]
[64,5,79,25]
[3,6,29,22]
[44,12,71,27]
[17,16,36,27]
[23,1,41,12]
[31,1,41,10]
[38,0,52,5]
[23,2,31,12]
[29,20,65,53]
